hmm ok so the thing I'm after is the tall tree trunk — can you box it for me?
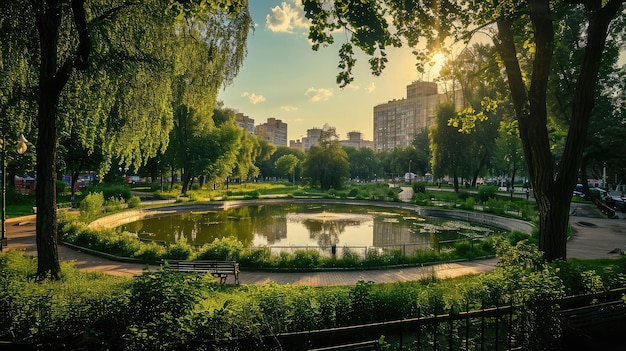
[34,0,89,279]
[35,0,63,280]
[70,169,79,201]
[495,1,619,261]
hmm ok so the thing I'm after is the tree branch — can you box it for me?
[72,0,90,71]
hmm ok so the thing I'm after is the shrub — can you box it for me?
[103,232,142,257]
[79,192,104,218]
[412,192,432,206]
[126,195,141,208]
[245,190,260,199]
[133,242,167,263]
[56,180,67,195]
[197,237,244,261]
[412,182,426,194]
[460,197,476,210]
[104,196,125,212]
[166,238,194,260]
[239,247,272,267]
[457,191,471,200]
[484,198,506,216]
[84,184,132,201]
[292,249,321,268]
[339,247,361,267]
[477,185,498,203]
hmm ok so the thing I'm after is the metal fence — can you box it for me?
[261,238,485,258]
[203,288,626,351]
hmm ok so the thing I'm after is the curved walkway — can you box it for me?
[4,202,625,286]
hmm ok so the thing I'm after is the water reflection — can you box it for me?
[120,204,499,250]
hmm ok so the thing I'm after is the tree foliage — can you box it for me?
[430,103,470,192]
[302,129,350,189]
[303,0,626,261]
[0,0,251,278]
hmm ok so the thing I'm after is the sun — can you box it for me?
[426,52,447,80]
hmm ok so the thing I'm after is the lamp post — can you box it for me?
[1,134,28,252]
[408,159,413,184]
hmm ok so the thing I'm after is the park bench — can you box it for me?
[307,340,381,351]
[560,300,626,330]
[162,260,240,285]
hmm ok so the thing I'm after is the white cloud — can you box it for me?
[281,105,298,112]
[304,87,333,102]
[365,82,376,93]
[242,92,266,104]
[266,1,308,33]
[346,84,360,91]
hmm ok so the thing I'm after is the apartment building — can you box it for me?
[255,117,288,146]
[373,81,460,151]
[235,113,255,134]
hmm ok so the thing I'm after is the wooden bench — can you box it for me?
[560,300,626,330]
[308,340,381,351]
[162,260,240,285]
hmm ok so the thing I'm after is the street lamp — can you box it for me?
[1,134,28,252]
[408,160,413,184]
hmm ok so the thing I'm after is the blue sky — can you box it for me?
[218,0,432,142]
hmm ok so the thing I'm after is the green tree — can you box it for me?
[1,0,249,279]
[344,146,378,182]
[303,0,626,261]
[430,103,470,192]
[411,130,431,177]
[440,44,504,187]
[302,129,349,189]
[275,154,299,184]
[257,146,300,179]
[231,133,261,182]
[201,110,244,187]
[492,120,526,192]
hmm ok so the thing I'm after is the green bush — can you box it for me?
[412,192,432,206]
[197,236,244,261]
[166,238,194,260]
[133,242,167,263]
[239,247,273,267]
[292,249,321,268]
[457,191,471,200]
[460,197,476,210]
[84,184,132,201]
[126,195,141,208]
[412,182,426,193]
[104,196,125,212]
[56,180,67,195]
[477,185,498,203]
[79,192,104,218]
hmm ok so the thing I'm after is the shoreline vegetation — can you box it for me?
[56,183,536,270]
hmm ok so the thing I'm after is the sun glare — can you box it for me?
[427,52,447,79]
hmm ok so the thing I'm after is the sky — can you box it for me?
[218,1,626,143]
[217,0,437,142]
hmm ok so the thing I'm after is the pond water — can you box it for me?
[120,204,501,253]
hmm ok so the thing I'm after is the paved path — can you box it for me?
[4,202,625,285]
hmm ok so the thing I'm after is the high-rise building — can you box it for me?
[255,117,288,146]
[235,113,255,134]
[373,81,460,151]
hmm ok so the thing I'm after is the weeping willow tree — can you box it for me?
[168,9,252,195]
[0,0,249,279]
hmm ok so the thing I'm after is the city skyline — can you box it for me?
[218,0,444,142]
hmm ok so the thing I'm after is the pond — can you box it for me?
[120,204,503,255]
